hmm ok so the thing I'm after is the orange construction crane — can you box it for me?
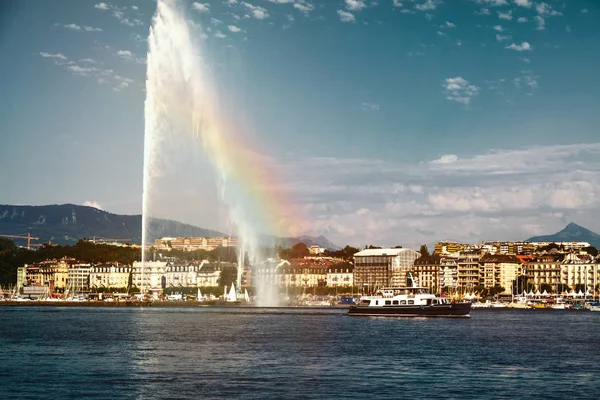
[92,236,133,244]
[0,233,40,250]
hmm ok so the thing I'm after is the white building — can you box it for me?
[164,261,207,288]
[67,263,92,292]
[132,261,167,292]
[327,265,354,287]
[561,255,598,291]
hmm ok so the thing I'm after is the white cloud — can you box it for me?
[57,23,102,32]
[345,0,366,11]
[506,42,532,51]
[228,25,241,32]
[534,15,545,30]
[80,58,95,63]
[431,154,458,164]
[514,0,532,7]
[94,2,109,10]
[496,34,511,41]
[362,102,380,111]
[498,10,512,20]
[415,0,439,11]
[337,10,356,23]
[293,3,315,14]
[40,52,67,60]
[475,8,491,16]
[131,6,138,10]
[242,2,269,19]
[514,70,539,95]
[445,21,456,28]
[475,0,507,6]
[63,23,82,31]
[493,25,504,31]
[83,201,103,210]
[535,2,561,16]
[581,9,588,14]
[393,0,403,7]
[282,143,600,247]
[517,17,527,23]
[215,31,227,38]
[115,50,133,59]
[68,65,99,75]
[192,2,210,13]
[443,76,480,105]
[112,10,144,27]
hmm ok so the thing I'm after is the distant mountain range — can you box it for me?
[0,204,338,249]
[527,223,600,248]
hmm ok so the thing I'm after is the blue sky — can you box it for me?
[1,0,599,248]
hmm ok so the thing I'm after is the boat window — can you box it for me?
[375,300,379,306]
[400,300,406,305]
[408,300,414,305]
[393,300,399,305]
[432,299,438,305]
[385,300,391,305]
[361,299,370,305]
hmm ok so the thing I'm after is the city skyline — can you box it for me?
[1,0,599,248]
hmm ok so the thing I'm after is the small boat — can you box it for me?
[532,303,548,309]
[549,303,566,310]
[348,274,471,318]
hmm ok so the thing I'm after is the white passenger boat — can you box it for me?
[348,274,471,318]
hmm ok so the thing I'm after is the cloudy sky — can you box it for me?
[1,0,599,248]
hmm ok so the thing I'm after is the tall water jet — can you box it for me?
[142,0,295,306]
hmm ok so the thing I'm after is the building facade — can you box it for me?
[479,254,522,294]
[326,264,354,287]
[353,248,420,288]
[89,263,131,290]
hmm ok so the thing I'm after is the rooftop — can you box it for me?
[354,248,415,257]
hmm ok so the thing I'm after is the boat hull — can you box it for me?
[348,303,471,318]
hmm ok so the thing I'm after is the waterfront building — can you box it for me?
[131,261,167,292]
[326,264,354,287]
[412,255,441,293]
[25,264,42,286]
[16,266,26,290]
[412,255,457,294]
[89,263,132,290]
[164,261,206,288]
[67,263,92,292]
[196,262,237,287]
[353,248,420,288]
[479,254,522,294]
[456,253,480,290]
[561,254,598,292]
[524,255,562,291]
[278,261,328,288]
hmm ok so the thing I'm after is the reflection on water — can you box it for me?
[1,308,599,399]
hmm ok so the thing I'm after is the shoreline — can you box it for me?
[0,301,351,309]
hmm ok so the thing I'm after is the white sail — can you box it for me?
[197,288,202,301]
[223,286,227,299]
[244,288,250,303]
[227,283,237,302]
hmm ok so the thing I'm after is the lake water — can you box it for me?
[1,307,599,399]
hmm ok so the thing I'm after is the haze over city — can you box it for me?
[1,0,599,248]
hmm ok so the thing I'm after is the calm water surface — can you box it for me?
[1,307,599,399]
